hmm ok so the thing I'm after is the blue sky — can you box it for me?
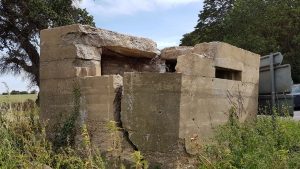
[0,0,203,93]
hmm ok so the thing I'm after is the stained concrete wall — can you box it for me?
[79,75,123,149]
[121,72,182,153]
[39,24,162,155]
[166,42,260,153]
[40,24,260,168]
[101,49,164,75]
[121,72,189,169]
[121,42,260,164]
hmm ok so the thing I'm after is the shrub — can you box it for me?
[10,90,20,95]
[19,91,29,95]
[30,90,37,94]
[199,109,300,169]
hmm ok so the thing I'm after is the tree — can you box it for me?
[20,91,29,94]
[181,0,300,83]
[30,90,37,94]
[10,90,20,95]
[180,0,234,45]
[223,0,300,82]
[0,0,94,87]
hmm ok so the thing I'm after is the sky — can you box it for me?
[0,0,203,93]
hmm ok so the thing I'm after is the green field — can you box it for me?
[0,94,37,103]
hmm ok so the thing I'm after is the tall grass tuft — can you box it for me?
[1,82,11,112]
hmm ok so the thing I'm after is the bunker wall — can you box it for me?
[175,42,260,153]
[40,24,261,169]
[39,24,161,151]
[80,75,123,150]
[121,72,182,153]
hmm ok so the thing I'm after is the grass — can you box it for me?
[0,94,37,103]
[2,91,300,168]
[3,106,299,169]
[198,109,300,169]
[0,107,107,169]
[0,105,149,169]
[0,89,147,169]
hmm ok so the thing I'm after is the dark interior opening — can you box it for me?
[215,67,242,81]
[101,48,156,75]
[165,60,177,72]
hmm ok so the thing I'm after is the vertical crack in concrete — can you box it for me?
[113,86,138,151]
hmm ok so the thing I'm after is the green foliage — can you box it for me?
[132,151,149,169]
[180,0,234,46]
[10,90,20,95]
[0,96,150,169]
[223,0,300,82]
[0,104,106,169]
[53,83,81,149]
[0,112,148,169]
[30,90,37,94]
[2,95,300,169]
[10,90,29,95]
[0,0,95,86]
[199,110,300,169]
[181,0,300,82]
[106,120,122,155]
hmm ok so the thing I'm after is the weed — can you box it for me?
[132,151,149,169]
[0,82,150,168]
[53,83,81,148]
[107,120,122,155]
[198,108,300,169]
[0,105,109,169]
[1,82,11,112]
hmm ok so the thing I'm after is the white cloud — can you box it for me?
[153,0,200,6]
[0,74,36,93]
[155,35,184,49]
[79,0,200,17]
[156,40,179,49]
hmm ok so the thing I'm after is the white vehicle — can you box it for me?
[291,84,300,110]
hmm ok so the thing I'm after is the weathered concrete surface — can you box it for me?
[161,46,194,60]
[40,60,101,80]
[40,24,160,62]
[176,53,215,77]
[179,76,258,143]
[101,48,165,75]
[40,24,261,168]
[121,72,182,153]
[39,76,122,138]
[79,75,125,152]
[121,72,198,168]
[120,72,258,167]
[121,42,260,167]
[40,23,162,114]
[175,42,260,154]
[39,24,162,155]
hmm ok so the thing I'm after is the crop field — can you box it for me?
[0,94,37,103]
